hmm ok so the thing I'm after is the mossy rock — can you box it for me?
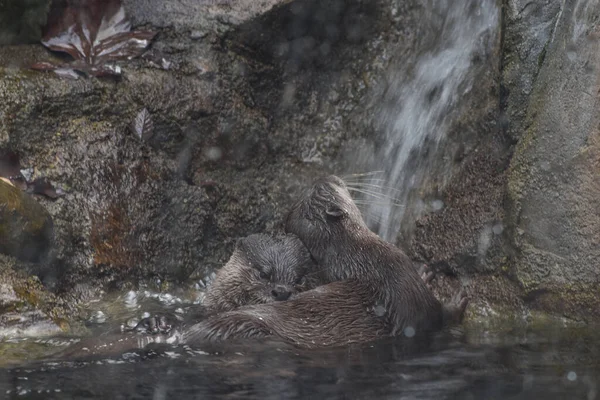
[0,179,54,262]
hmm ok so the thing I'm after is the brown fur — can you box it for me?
[203,233,322,313]
[55,233,321,360]
[182,176,446,348]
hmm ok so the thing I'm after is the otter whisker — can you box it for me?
[353,195,406,206]
[341,171,385,179]
[345,182,404,196]
[354,200,405,208]
[343,177,396,185]
[346,187,403,203]
[343,177,390,183]
[346,186,389,199]
[353,196,405,207]
[358,209,385,225]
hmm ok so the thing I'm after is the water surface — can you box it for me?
[1,324,598,399]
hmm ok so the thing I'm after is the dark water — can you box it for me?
[1,325,598,399]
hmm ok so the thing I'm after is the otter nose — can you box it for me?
[271,286,292,301]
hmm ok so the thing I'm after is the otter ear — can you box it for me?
[325,204,345,219]
[235,237,247,250]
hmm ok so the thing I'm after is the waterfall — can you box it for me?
[360,0,499,242]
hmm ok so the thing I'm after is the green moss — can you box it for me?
[0,179,50,234]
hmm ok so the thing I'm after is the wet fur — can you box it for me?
[183,282,386,347]
[203,233,322,313]
[183,176,444,348]
[56,233,321,360]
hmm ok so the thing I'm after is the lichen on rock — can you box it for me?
[0,179,54,263]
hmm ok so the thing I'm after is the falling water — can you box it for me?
[360,0,499,242]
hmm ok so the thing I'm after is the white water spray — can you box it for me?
[361,0,499,242]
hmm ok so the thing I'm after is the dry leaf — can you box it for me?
[132,108,154,141]
[28,178,64,199]
[32,0,156,78]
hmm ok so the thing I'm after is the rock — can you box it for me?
[501,0,563,142]
[0,0,50,45]
[505,0,600,319]
[0,254,74,341]
[0,0,383,303]
[0,178,54,263]
[124,0,294,30]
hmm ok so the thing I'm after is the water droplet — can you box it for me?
[567,371,577,381]
[432,200,444,211]
[205,147,222,161]
[492,223,504,235]
[125,318,138,329]
[124,291,138,309]
[478,225,493,257]
[282,83,296,107]
[190,30,206,40]
[88,310,106,324]
[404,326,415,338]
[374,305,386,317]
[540,161,551,171]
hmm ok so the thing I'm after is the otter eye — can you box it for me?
[296,276,306,285]
[259,271,269,280]
[325,205,344,219]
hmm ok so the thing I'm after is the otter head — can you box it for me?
[284,175,367,263]
[202,233,320,313]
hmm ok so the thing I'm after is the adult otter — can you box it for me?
[181,176,467,348]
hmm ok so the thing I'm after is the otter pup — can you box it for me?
[182,176,467,348]
[203,233,321,313]
[55,233,320,359]
[135,233,322,333]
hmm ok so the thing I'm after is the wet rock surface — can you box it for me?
[0,254,71,340]
[408,0,600,323]
[500,0,563,143]
[505,0,600,320]
[0,179,54,263]
[0,0,50,46]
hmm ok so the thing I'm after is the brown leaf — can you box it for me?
[28,178,64,200]
[34,0,156,78]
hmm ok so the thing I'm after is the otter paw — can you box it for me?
[133,315,172,335]
[443,288,469,325]
[453,288,469,313]
[419,264,436,289]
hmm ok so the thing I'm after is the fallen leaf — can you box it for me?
[131,108,154,141]
[32,0,156,78]
[28,178,64,200]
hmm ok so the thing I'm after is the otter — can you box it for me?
[135,232,322,333]
[54,233,321,359]
[181,175,467,348]
[203,233,322,313]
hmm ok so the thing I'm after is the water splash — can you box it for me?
[360,0,499,242]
